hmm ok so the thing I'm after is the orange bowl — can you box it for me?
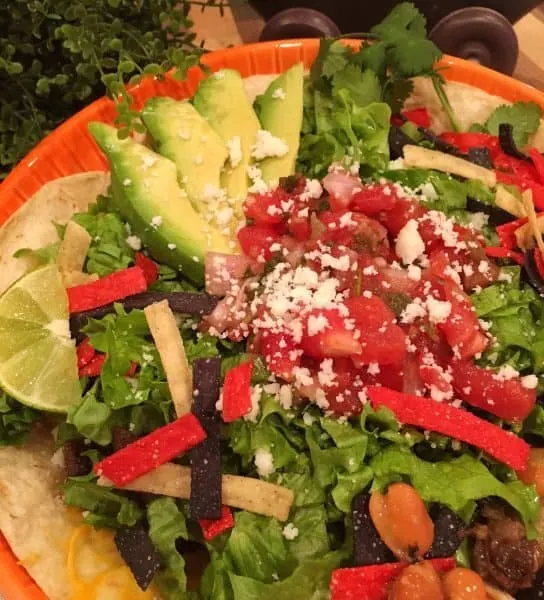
[1,38,544,600]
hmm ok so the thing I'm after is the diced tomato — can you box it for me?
[244,189,290,225]
[222,360,253,422]
[237,224,280,260]
[320,212,390,256]
[402,107,431,129]
[451,359,536,422]
[346,296,406,366]
[417,356,453,400]
[300,309,362,360]
[77,338,96,369]
[351,185,398,216]
[319,357,366,417]
[496,216,528,249]
[260,331,301,381]
[79,353,106,378]
[377,198,427,237]
[287,214,311,241]
[440,132,500,158]
[529,148,544,185]
[135,252,159,286]
[437,281,489,359]
[494,151,540,182]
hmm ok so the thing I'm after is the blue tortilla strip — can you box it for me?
[190,357,222,520]
[114,523,163,590]
[425,505,465,559]
[499,123,531,162]
[69,291,219,339]
[352,491,395,566]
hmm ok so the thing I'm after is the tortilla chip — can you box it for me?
[405,78,544,151]
[0,172,110,295]
[57,219,93,275]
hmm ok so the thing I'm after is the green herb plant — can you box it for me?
[0,0,226,179]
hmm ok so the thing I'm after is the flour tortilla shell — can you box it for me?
[405,77,544,150]
[0,171,110,295]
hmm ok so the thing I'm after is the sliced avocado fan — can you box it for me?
[192,69,260,212]
[89,122,235,285]
[254,62,304,185]
[141,98,228,206]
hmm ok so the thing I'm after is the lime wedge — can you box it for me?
[0,264,81,412]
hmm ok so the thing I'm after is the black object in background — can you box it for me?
[255,2,532,75]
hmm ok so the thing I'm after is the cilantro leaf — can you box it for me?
[371,2,427,40]
[383,77,414,114]
[332,66,381,107]
[485,102,543,147]
[388,37,442,77]
[311,40,350,81]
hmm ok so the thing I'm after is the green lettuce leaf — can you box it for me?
[288,506,330,562]
[228,552,343,600]
[370,446,540,534]
[148,498,189,600]
[63,480,143,528]
[0,393,41,446]
[225,512,291,582]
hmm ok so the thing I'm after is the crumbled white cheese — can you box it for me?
[495,365,519,381]
[282,523,299,540]
[388,158,405,170]
[302,412,315,426]
[426,297,452,324]
[407,265,422,281]
[178,130,191,140]
[307,314,330,336]
[247,165,270,194]
[150,216,163,229]
[367,362,380,375]
[272,87,286,100]
[300,178,323,201]
[400,299,426,324]
[255,448,275,477]
[279,385,293,410]
[123,178,132,186]
[251,130,289,161]
[227,136,242,168]
[194,154,204,166]
[126,235,142,251]
[522,374,539,389]
[142,155,157,169]
[244,385,262,422]
[468,212,489,231]
[396,219,425,264]
[168,243,177,250]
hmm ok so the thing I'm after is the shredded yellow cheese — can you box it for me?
[66,525,156,600]
[403,145,497,188]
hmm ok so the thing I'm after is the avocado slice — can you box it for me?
[254,63,304,184]
[89,122,234,284]
[141,97,229,209]
[193,69,260,209]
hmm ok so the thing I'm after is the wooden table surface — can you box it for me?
[191,2,544,91]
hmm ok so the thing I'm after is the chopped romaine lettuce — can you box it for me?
[0,392,40,446]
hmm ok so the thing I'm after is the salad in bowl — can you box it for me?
[1,4,544,600]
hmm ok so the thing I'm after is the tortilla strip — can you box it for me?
[404,78,544,152]
[495,186,526,218]
[62,270,100,287]
[98,462,295,522]
[57,219,92,275]
[144,300,192,417]
[0,172,110,295]
[403,145,497,188]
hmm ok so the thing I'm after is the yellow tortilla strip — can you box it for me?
[99,463,294,522]
[403,145,497,188]
[495,186,526,218]
[57,219,92,275]
[521,189,544,253]
[61,270,100,287]
[144,300,192,417]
